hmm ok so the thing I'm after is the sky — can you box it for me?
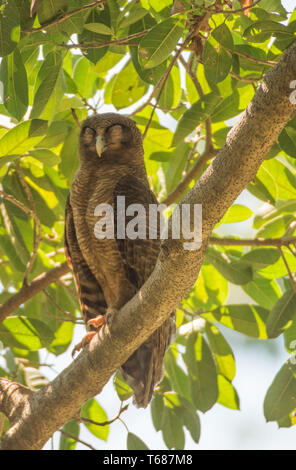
[0,0,296,451]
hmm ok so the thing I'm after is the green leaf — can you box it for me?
[279,127,296,159]
[31,50,65,119]
[172,93,222,147]
[113,370,134,401]
[119,5,148,29]
[0,120,48,157]
[0,0,20,56]
[205,323,236,381]
[29,149,61,167]
[48,320,74,356]
[203,32,232,86]
[241,248,280,269]
[73,56,101,99]
[0,48,28,120]
[183,332,218,412]
[37,0,67,24]
[243,276,281,310]
[36,120,71,149]
[59,419,80,451]
[203,305,269,339]
[220,204,253,224]
[81,398,109,442]
[0,316,54,350]
[78,5,111,64]
[217,375,240,410]
[207,248,253,285]
[127,432,149,450]
[161,404,185,450]
[0,234,26,272]
[129,15,167,85]
[264,361,296,422]
[59,127,79,183]
[164,348,191,401]
[111,60,148,110]
[212,24,234,50]
[84,23,113,35]
[178,396,200,444]
[266,290,296,339]
[151,393,164,431]
[138,17,184,69]
[244,21,292,43]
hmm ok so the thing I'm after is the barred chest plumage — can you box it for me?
[69,162,137,309]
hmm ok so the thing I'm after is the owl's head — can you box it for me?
[79,113,143,162]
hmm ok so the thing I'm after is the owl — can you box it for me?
[64,113,175,407]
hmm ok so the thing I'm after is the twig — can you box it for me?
[230,70,263,83]
[142,35,193,139]
[71,109,81,129]
[15,164,42,285]
[58,30,149,50]
[57,279,79,299]
[59,429,96,450]
[207,0,262,15]
[0,263,69,324]
[279,247,296,292]
[22,0,108,34]
[43,289,82,323]
[80,403,129,427]
[230,49,277,67]
[0,190,36,218]
[162,146,218,205]
[179,54,203,97]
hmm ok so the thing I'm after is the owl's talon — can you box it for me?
[71,331,97,358]
[87,314,105,329]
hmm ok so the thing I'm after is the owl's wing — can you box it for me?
[113,175,175,408]
[64,194,107,325]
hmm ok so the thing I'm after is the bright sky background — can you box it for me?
[0,0,295,451]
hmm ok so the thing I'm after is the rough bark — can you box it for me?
[1,41,296,450]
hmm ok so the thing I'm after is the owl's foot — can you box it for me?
[87,314,105,329]
[71,315,105,358]
[71,331,97,357]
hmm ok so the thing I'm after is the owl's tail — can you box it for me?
[120,315,175,408]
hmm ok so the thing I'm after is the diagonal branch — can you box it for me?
[1,39,296,451]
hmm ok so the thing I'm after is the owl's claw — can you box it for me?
[71,331,97,357]
[87,314,105,329]
[71,315,106,358]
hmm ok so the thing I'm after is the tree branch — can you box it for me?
[0,263,69,324]
[22,0,108,34]
[1,40,296,451]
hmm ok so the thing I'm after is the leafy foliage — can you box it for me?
[0,0,296,450]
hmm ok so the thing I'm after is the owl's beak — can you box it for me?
[96,135,106,157]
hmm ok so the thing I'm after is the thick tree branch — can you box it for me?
[1,41,296,450]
